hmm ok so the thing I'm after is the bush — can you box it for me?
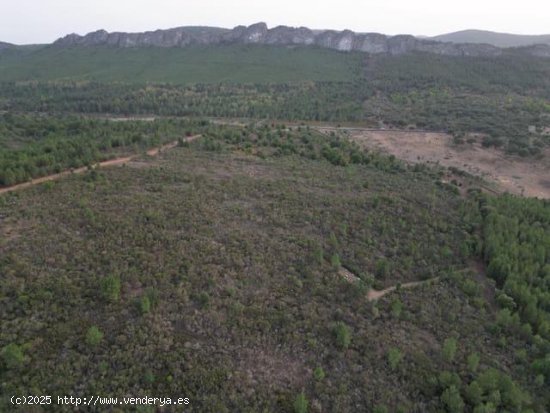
[1,343,24,369]
[441,385,464,413]
[86,326,104,347]
[313,366,325,381]
[387,347,403,370]
[442,337,458,363]
[139,296,151,314]
[100,275,121,302]
[293,392,308,413]
[334,322,351,350]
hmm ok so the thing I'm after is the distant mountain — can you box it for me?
[431,30,550,48]
[54,22,505,57]
[0,41,15,50]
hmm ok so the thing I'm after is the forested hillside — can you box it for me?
[1,123,549,412]
[0,45,362,84]
[1,47,549,155]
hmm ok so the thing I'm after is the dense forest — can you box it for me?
[1,49,549,155]
[1,124,549,411]
[1,43,550,412]
[0,114,206,186]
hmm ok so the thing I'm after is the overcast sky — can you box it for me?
[1,0,549,44]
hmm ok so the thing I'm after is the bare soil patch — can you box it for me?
[328,128,550,199]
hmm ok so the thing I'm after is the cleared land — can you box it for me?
[333,128,550,199]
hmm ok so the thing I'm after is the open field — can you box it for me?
[336,128,550,199]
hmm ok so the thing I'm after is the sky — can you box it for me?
[1,0,549,44]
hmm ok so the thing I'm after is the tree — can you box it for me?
[140,296,151,314]
[391,299,403,318]
[441,385,464,413]
[375,259,390,279]
[100,275,121,302]
[442,337,458,363]
[86,326,104,347]
[313,367,325,381]
[334,322,351,350]
[1,343,24,369]
[467,353,480,373]
[387,347,403,371]
[331,253,341,269]
[293,392,308,413]
[465,381,482,405]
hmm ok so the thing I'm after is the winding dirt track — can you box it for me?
[338,267,439,301]
[0,135,200,195]
[366,277,440,302]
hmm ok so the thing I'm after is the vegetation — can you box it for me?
[1,123,548,411]
[0,114,205,186]
[0,47,549,155]
[0,44,362,84]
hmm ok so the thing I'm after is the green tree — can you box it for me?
[391,299,403,318]
[334,322,351,350]
[441,385,464,413]
[331,253,341,269]
[375,259,390,279]
[465,381,482,405]
[467,352,480,373]
[293,392,308,413]
[100,275,121,302]
[139,296,151,314]
[387,347,403,371]
[313,366,325,381]
[442,337,458,363]
[1,343,24,369]
[86,326,104,347]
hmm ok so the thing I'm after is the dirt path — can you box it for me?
[338,267,439,301]
[366,278,440,302]
[0,135,200,195]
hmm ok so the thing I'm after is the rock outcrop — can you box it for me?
[53,23,546,58]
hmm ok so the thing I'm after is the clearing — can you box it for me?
[318,127,550,199]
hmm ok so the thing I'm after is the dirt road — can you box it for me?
[366,278,440,302]
[0,135,200,195]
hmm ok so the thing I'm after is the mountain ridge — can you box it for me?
[52,22,510,57]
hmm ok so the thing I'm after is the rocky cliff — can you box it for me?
[53,22,548,58]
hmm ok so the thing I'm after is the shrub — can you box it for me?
[387,347,403,370]
[1,343,24,369]
[442,338,458,363]
[441,385,464,413]
[334,322,351,350]
[313,366,325,381]
[140,296,151,314]
[293,392,308,413]
[100,275,121,302]
[86,326,104,347]
[467,352,480,373]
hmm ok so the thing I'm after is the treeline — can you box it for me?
[0,81,367,122]
[480,194,550,402]
[0,113,205,186]
[1,76,548,155]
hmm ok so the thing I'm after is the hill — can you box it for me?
[53,22,503,57]
[432,29,550,48]
[0,44,362,84]
[1,118,549,412]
